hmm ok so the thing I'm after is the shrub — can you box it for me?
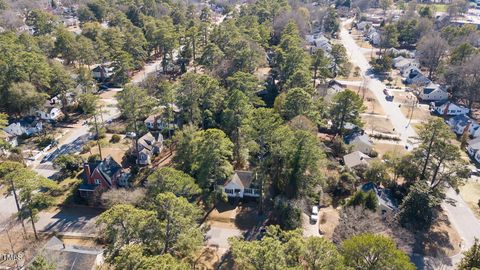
[110,134,121,143]
[36,136,55,148]
[87,154,101,163]
[81,144,91,154]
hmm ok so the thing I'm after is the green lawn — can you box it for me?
[417,4,449,12]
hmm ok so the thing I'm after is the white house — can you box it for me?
[418,83,449,102]
[394,57,420,74]
[4,121,43,136]
[217,171,260,198]
[404,68,431,86]
[453,119,479,136]
[434,102,470,116]
[36,107,63,121]
[467,137,480,156]
[135,132,163,165]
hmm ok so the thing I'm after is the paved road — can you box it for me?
[339,19,417,150]
[442,187,480,265]
[340,19,480,269]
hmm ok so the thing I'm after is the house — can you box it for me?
[418,83,449,102]
[393,57,420,75]
[345,133,374,155]
[317,79,345,100]
[32,236,103,270]
[36,106,63,121]
[447,114,471,129]
[343,151,372,169]
[366,28,381,46]
[312,35,332,53]
[91,64,114,81]
[474,150,480,164]
[453,118,479,136]
[217,170,260,198]
[78,156,123,204]
[433,102,470,116]
[361,182,398,215]
[404,68,431,86]
[356,21,372,31]
[466,137,480,156]
[4,120,43,136]
[144,105,180,131]
[135,132,163,165]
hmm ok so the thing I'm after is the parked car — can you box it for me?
[470,168,480,177]
[311,206,319,223]
[125,132,136,138]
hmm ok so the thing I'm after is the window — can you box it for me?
[234,189,241,193]
[225,189,233,194]
[95,179,100,185]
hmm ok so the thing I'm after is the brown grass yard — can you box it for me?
[459,181,480,219]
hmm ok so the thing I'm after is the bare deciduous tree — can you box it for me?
[417,32,448,79]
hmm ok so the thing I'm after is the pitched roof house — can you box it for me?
[404,68,431,86]
[467,137,480,156]
[33,236,104,270]
[135,132,163,165]
[78,156,123,204]
[343,151,372,169]
[418,83,449,102]
[361,182,398,215]
[346,133,374,155]
[91,64,114,81]
[433,102,469,116]
[217,171,260,198]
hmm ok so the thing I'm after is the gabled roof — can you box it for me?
[361,182,397,210]
[224,171,255,189]
[343,151,372,169]
[97,156,121,186]
[40,236,103,270]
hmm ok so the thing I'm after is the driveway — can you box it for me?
[302,213,320,237]
[339,19,417,149]
[35,206,103,236]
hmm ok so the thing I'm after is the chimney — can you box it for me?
[444,103,450,116]
[83,163,92,184]
[464,121,472,136]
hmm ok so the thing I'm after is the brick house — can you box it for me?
[78,156,123,205]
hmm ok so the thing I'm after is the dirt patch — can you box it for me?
[207,202,238,223]
[424,212,462,257]
[98,90,118,100]
[0,228,47,269]
[374,142,408,157]
[193,246,223,270]
[459,181,480,219]
[319,206,340,240]
[362,114,395,134]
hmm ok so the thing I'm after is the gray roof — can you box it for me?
[343,151,372,169]
[37,237,103,270]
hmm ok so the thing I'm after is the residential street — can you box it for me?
[339,19,417,150]
[340,19,480,268]
[0,58,165,236]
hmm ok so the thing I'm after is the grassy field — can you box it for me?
[459,181,480,219]
[417,4,448,12]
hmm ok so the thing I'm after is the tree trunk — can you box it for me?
[421,126,438,179]
[10,179,27,236]
[94,114,103,159]
[29,208,38,240]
